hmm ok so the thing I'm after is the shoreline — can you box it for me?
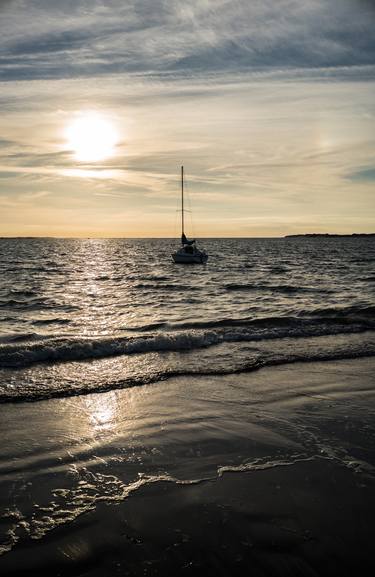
[285,233,375,238]
[1,456,374,576]
[1,357,375,576]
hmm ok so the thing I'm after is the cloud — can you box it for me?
[0,1,374,82]
[3,149,71,167]
[0,138,16,147]
[347,166,375,181]
[0,1,374,236]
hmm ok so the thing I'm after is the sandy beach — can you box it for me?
[1,357,374,576]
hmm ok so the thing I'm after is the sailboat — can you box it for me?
[172,166,208,264]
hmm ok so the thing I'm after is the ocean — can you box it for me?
[1,237,375,400]
[0,237,375,572]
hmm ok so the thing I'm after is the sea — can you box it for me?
[0,237,374,402]
[1,236,375,563]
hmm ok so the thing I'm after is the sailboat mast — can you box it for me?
[181,165,184,237]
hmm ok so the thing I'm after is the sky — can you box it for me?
[0,0,374,237]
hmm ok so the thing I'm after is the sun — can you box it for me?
[65,112,119,162]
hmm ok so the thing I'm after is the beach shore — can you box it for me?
[1,357,374,576]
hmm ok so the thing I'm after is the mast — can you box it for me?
[181,165,184,238]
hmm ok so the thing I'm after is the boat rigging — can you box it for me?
[172,166,208,264]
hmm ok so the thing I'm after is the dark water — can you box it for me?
[0,237,375,401]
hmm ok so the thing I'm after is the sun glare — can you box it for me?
[65,112,119,162]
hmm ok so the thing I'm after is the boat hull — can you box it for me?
[172,252,208,264]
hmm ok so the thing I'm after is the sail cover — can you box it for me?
[181,233,195,245]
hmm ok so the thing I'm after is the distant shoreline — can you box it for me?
[285,233,375,238]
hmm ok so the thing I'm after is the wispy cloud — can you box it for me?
[347,166,375,181]
[0,1,374,81]
[0,1,374,236]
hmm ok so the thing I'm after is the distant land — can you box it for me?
[285,233,375,238]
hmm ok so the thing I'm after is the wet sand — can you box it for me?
[1,357,375,576]
[2,458,374,576]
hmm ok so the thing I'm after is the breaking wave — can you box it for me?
[1,335,375,403]
[1,313,374,370]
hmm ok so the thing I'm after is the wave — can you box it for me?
[124,317,256,332]
[225,283,258,292]
[0,332,41,344]
[269,265,288,274]
[125,306,375,333]
[33,318,70,326]
[225,283,333,294]
[1,311,374,369]
[124,321,168,332]
[140,275,170,282]
[1,337,375,403]
[0,331,220,368]
[352,257,375,264]
[0,299,29,308]
[309,304,375,319]
[8,289,38,298]
[0,298,79,312]
[133,283,201,292]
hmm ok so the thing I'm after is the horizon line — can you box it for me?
[1,233,374,240]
